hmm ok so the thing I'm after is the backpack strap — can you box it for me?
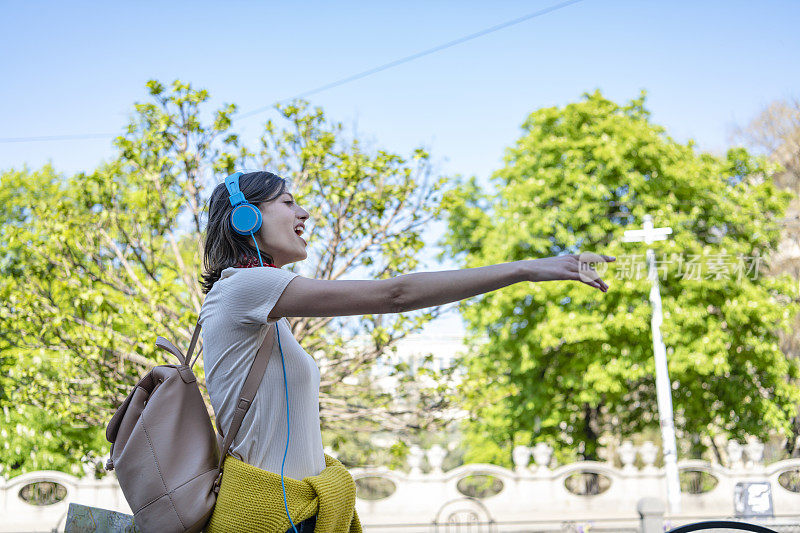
[185,321,203,368]
[155,336,187,365]
[214,322,277,492]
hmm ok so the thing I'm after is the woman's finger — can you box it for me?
[584,278,602,291]
[592,276,609,291]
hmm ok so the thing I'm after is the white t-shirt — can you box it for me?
[198,266,326,481]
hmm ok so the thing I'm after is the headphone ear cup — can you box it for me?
[230,203,262,235]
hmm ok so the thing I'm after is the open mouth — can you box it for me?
[294,228,306,245]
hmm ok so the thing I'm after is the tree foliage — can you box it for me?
[0,79,456,477]
[441,90,800,466]
[733,95,800,455]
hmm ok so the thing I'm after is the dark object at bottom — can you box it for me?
[64,503,139,532]
[667,520,778,533]
[64,502,317,533]
[285,514,317,533]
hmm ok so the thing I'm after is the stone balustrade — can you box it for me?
[2,440,799,532]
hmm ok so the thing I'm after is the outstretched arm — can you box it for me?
[394,254,615,313]
[268,254,614,319]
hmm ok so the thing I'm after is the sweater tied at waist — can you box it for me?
[207,452,362,533]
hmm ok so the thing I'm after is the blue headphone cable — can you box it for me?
[226,171,298,532]
[250,233,298,533]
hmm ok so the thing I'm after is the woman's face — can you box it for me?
[254,189,310,267]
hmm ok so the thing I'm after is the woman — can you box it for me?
[198,171,614,532]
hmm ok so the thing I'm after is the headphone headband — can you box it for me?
[225,171,246,206]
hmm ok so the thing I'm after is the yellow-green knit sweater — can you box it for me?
[207,453,362,533]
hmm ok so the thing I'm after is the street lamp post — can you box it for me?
[623,214,681,514]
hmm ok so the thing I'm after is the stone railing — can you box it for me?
[2,440,800,532]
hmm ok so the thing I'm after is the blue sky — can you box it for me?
[2,0,798,336]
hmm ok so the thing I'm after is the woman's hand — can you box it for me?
[524,253,616,292]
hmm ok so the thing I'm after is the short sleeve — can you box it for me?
[218,267,300,327]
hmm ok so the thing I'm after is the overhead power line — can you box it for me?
[0,0,586,144]
[235,0,586,120]
[0,133,119,143]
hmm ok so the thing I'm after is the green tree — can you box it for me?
[0,79,456,476]
[440,89,800,467]
[733,95,800,456]
[0,166,111,477]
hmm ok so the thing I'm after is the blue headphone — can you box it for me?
[225,171,265,268]
[225,171,299,532]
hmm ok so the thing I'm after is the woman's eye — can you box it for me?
[285,201,294,205]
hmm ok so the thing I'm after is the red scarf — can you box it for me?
[234,255,277,268]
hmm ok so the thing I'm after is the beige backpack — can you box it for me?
[105,321,275,532]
